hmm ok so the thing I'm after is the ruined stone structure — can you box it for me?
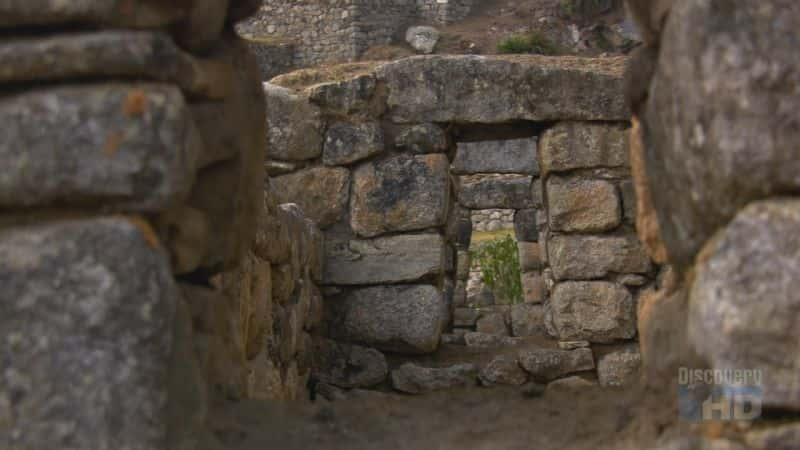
[237,0,476,70]
[0,2,323,449]
[265,54,648,392]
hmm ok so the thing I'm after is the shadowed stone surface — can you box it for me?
[518,348,595,382]
[323,121,384,166]
[351,154,450,237]
[689,200,800,410]
[514,208,539,242]
[0,84,198,211]
[327,285,445,354]
[452,137,538,175]
[264,83,323,161]
[550,281,635,343]
[0,1,186,29]
[311,338,388,388]
[377,55,629,123]
[539,122,629,175]
[391,363,476,394]
[643,0,800,267]
[510,303,547,337]
[546,176,621,233]
[549,235,652,281]
[0,218,175,450]
[271,167,350,228]
[458,175,536,209]
[479,355,528,386]
[597,344,641,387]
[395,123,448,154]
[323,233,445,285]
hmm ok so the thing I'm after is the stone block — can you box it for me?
[510,303,547,337]
[0,218,175,449]
[514,208,539,242]
[391,363,476,394]
[475,312,509,336]
[264,82,323,161]
[311,338,388,389]
[479,355,528,386]
[323,233,445,285]
[323,121,384,166]
[458,174,536,209]
[597,344,641,387]
[548,234,652,281]
[546,176,621,233]
[351,154,450,237]
[522,272,545,303]
[327,285,445,354]
[271,167,350,228]
[550,281,636,343]
[452,137,538,175]
[538,122,629,175]
[0,1,185,29]
[518,242,542,271]
[395,123,448,154]
[518,348,595,382]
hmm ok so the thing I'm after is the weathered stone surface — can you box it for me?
[549,235,652,281]
[745,423,800,450]
[522,272,545,304]
[475,313,509,336]
[323,233,445,285]
[0,84,198,211]
[597,345,641,387]
[689,200,800,410]
[538,122,629,175]
[479,355,528,386]
[311,338,388,389]
[558,341,590,350]
[551,281,636,343]
[0,218,175,449]
[351,154,450,237]
[456,250,471,280]
[546,176,621,233]
[271,167,350,228]
[0,0,186,29]
[629,118,668,264]
[458,175,536,209]
[452,138,538,175]
[172,0,230,53]
[545,376,595,393]
[514,208,539,242]
[518,348,595,382]
[440,333,466,345]
[405,26,440,54]
[327,285,445,354]
[510,303,547,337]
[391,363,476,394]
[642,0,800,267]
[377,55,628,123]
[323,121,384,166]
[308,73,379,116]
[395,123,448,154]
[463,332,521,349]
[453,307,481,327]
[518,242,542,271]
[264,82,323,161]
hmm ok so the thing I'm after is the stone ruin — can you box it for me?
[1,1,800,449]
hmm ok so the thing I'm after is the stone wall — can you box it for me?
[264,54,640,393]
[0,2,324,448]
[237,0,478,69]
[630,0,800,447]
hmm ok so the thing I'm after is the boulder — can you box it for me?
[518,348,595,382]
[377,55,629,123]
[405,26,440,54]
[395,123,448,154]
[597,344,641,387]
[510,303,547,337]
[458,175,536,209]
[538,122,629,175]
[264,82,323,161]
[327,285,445,354]
[548,235,652,281]
[323,121,384,166]
[350,153,450,237]
[271,167,350,228]
[689,200,800,410]
[0,84,198,211]
[546,176,621,233]
[479,355,528,386]
[452,138,538,175]
[311,338,388,389]
[642,0,800,267]
[0,218,175,449]
[323,233,445,285]
[391,363,476,394]
[550,281,636,343]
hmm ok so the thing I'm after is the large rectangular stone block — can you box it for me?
[327,285,446,354]
[323,233,445,285]
[452,137,538,175]
[546,175,621,233]
[271,167,350,228]
[0,84,199,211]
[539,122,629,176]
[549,234,652,280]
[458,174,537,209]
[351,154,450,237]
[550,281,636,343]
[0,1,184,28]
[0,218,176,449]
[264,82,323,161]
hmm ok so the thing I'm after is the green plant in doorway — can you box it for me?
[470,235,523,305]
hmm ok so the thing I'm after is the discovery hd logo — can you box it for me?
[677,367,763,422]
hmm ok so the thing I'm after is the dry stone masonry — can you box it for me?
[264,54,644,395]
